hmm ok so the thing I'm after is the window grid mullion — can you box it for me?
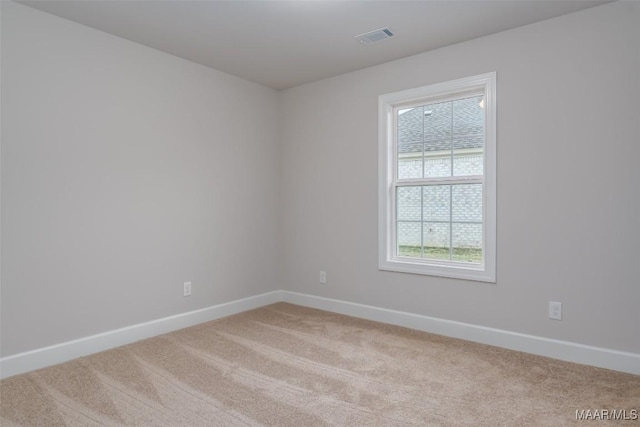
[421,104,426,182]
[420,185,424,258]
[449,184,453,261]
[421,104,425,259]
[395,177,483,186]
[449,97,454,261]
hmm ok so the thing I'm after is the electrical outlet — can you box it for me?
[549,301,562,320]
[184,282,192,297]
[319,271,327,284]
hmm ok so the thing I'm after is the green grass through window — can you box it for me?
[398,246,482,263]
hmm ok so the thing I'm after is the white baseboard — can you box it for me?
[2,289,638,379]
[280,291,640,376]
[0,290,284,379]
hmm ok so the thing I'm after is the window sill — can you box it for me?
[379,257,496,283]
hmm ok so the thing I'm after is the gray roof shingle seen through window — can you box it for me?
[398,96,484,153]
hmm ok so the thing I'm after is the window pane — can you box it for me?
[397,185,482,262]
[397,221,421,258]
[423,151,452,178]
[453,96,484,177]
[397,106,423,143]
[453,136,483,176]
[422,185,449,222]
[452,97,484,138]
[452,183,483,263]
[397,186,421,221]
[452,223,482,263]
[424,101,452,178]
[423,222,450,260]
[424,101,452,142]
[397,142,423,179]
[452,184,482,223]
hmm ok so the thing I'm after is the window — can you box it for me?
[378,73,496,282]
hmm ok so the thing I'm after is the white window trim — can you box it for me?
[378,72,496,283]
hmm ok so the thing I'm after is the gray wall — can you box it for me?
[1,2,281,356]
[280,1,640,353]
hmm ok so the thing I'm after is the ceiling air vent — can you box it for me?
[355,27,394,45]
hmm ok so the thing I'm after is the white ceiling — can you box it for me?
[18,0,611,90]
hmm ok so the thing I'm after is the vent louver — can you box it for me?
[355,27,394,45]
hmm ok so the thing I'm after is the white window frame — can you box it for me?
[378,72,496,282]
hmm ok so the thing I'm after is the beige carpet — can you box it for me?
[1,303,638,426]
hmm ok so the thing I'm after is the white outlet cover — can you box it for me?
[549,301,562,320]
[319,271,327,283]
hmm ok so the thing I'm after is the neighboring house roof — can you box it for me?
[398,96,484,153]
